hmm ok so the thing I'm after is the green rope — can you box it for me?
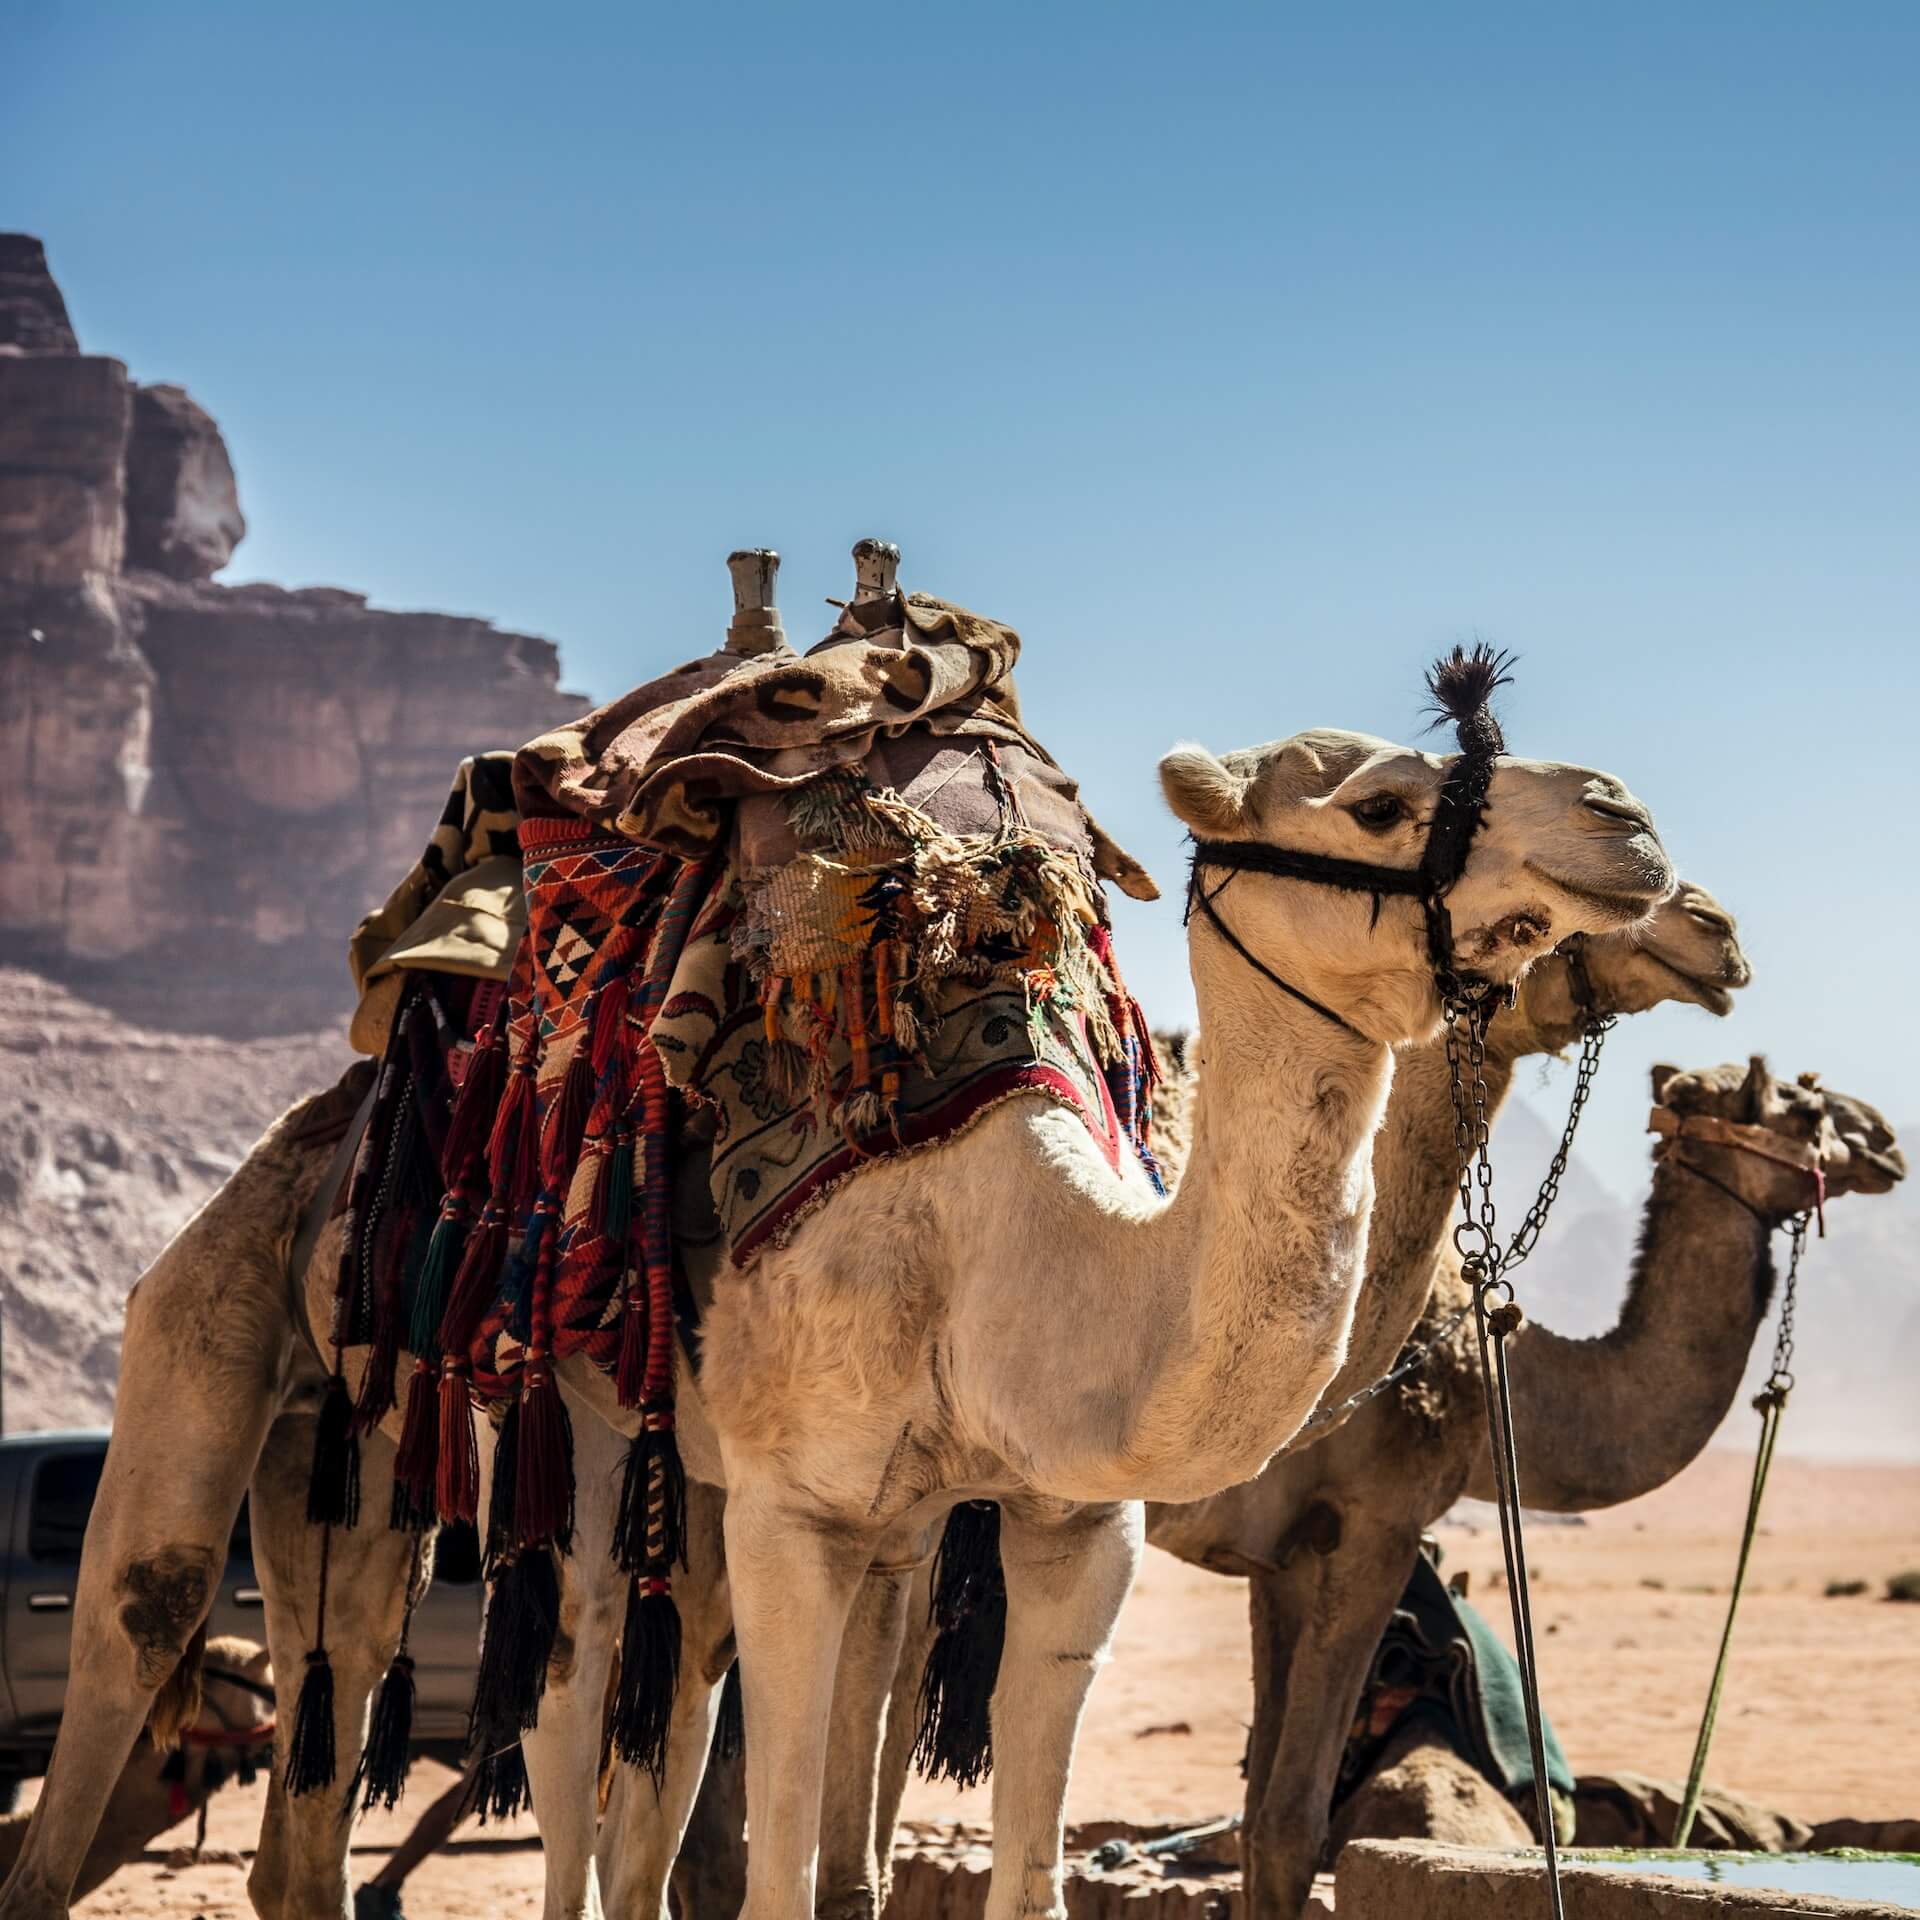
[1672,1209,1807,1849]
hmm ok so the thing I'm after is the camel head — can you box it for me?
[1506,881,1752,1052]
[1162,725,1674,1045]
[1649,1056,1907,1216]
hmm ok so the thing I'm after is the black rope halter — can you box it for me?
[1184,644,1514,1033]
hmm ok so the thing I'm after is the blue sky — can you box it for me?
[8,2,1918,1200]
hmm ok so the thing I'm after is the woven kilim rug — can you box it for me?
[297,589,1162,1807]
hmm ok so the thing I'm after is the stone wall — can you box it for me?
[0,235,585,988]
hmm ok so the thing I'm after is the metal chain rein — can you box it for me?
[1444,978,1568,1920]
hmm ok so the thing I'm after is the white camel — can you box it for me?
[0,712,1673,1920]
[569,877,1752,1920]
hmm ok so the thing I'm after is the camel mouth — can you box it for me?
[1640,951,1739,1018]
[1850,1144,1908,1192]
[1524,859,1670,928]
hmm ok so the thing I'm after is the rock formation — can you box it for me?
[0,233,585,989]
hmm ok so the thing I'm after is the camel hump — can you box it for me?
[279,1058,377,1151]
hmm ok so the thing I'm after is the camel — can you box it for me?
[1221,1055,1905,1915]
[584,877,1754,1920]
[0,703,1676,1920]
[0,1638,274,1903]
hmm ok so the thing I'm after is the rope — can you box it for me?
[1671,1210,1806,1848]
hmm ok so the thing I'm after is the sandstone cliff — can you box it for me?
[0,234,585,992]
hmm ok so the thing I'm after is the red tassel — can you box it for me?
[352,1316,400,1436]
[436,1362,480,1523]
[440,1211,507,1362]
[616,1275,647,1410]
[394,1361,440,1505]
[513,1362,575,1553]
[590,976,631,1075]
[443,1021,507,1186]
[487,1065,538,1214]
[542,1044,597,1191]
[621,1047,673,1412]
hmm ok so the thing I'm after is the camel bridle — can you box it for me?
[1183,724,1503,1041]
[1648,1103,1828,1236]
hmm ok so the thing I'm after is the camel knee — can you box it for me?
[115,1549,218,1689]
[0,1863,69,1920]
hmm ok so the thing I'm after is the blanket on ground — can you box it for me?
[1337,1548,1575,1821]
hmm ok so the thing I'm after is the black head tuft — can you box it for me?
[1424,642,1514,758]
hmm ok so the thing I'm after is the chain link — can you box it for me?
[1762,1211,1806,1399]
[1285,951,1615,1450]
[1452,977,1567,1919]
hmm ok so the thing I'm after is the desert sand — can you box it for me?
[43,1450,1916,1918]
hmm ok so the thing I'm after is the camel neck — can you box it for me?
[1328,1035,1523,1405]
[1481,1157,1776,1512]
[1108,966,1396,1501]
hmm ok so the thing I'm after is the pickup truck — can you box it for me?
[0,1430,481,1799]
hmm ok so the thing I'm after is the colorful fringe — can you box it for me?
[306,778,1162,1794]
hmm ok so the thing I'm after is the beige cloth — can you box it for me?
[347,856,526,1054]
[512,591,1157,900]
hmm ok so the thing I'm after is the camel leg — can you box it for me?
[520,1406,627,1920]
[249,1420,420,1920]
[1240,1519,1423,1920]
[598,1477,736,1920]
[1240,1569,1295,1834]
[672,1735,746,1920]
[870,1558,935,1911]
[0,1246,289,1920]
[723,1475,872,1920]
[983,1501,1143,1920]
[815,1565,915,1920]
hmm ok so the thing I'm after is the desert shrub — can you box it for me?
[1824,1578,1869,1598]
[1886,1569,1920,1604]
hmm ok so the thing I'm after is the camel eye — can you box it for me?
[1351,793,1403,830]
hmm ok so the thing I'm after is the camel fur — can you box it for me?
[617,878,1761,1918]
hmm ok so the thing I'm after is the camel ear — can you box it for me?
[1649,1063,1680,1104]
[1160,746,1252,837]
[1741,1053,1774,1121]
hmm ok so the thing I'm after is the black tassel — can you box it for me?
[910,1501,1006,1789]
[388,1441,439,1533]
[714,1659,744,1763]
[469,1738,531,1823]
[354,1653,416,1812]
[1423,641,1514,756]
[307,1374,362,1529]
[513,1368,575,1554]
[612,1423,687,1575]
[286,1648,338,1795]
[469,1550,559,1742]
[609,1576,681,1780]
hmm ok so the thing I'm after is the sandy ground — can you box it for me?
[45,1451,1920,1918]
